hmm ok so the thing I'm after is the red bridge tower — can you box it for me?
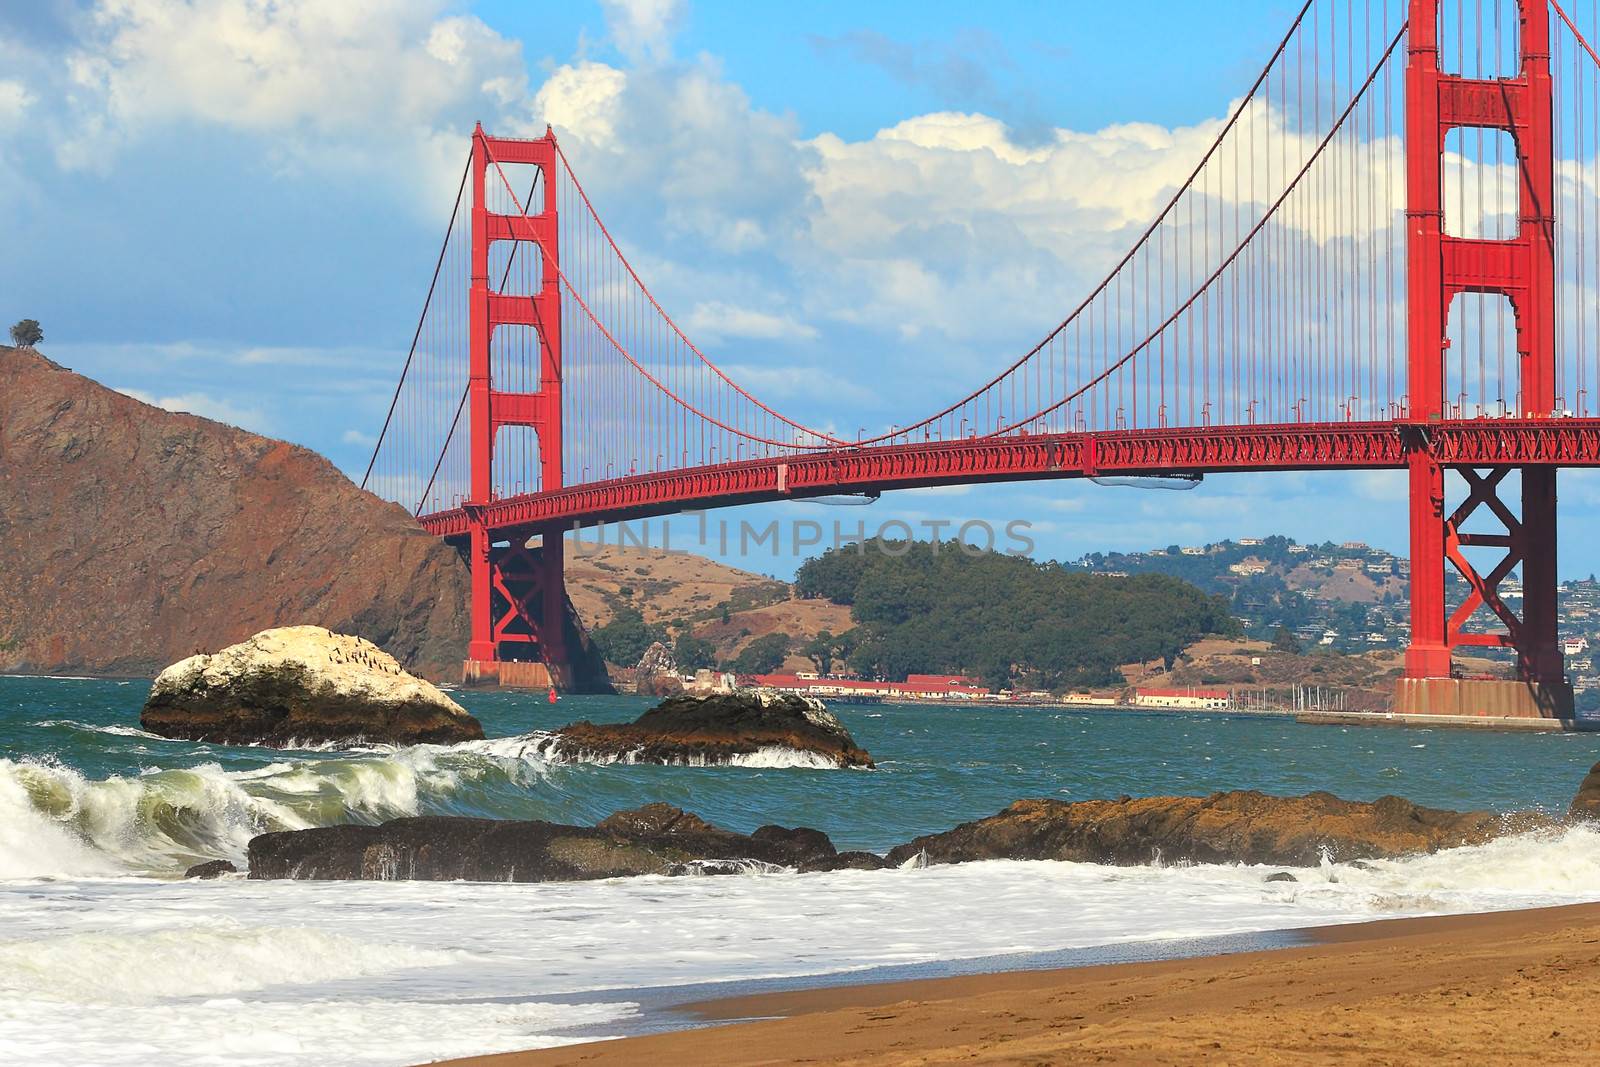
[462,124,570,689]
[1398,0,1571,715]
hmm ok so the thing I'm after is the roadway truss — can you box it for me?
[420,418,1600,540]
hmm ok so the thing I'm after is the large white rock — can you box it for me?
[141,626,482,746]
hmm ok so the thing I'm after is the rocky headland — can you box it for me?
[0,346,612,687]
[0,346,470,677]
[538,690,876,768]
[141,626,483,746]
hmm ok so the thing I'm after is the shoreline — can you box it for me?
[434,902,1600,1065]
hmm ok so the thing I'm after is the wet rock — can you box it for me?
[542,691,874,768]
[885,790,1518,869]
[1265,871,1298,883]
[184,859,237,879]
[141,626,483,747]
[799,851,892,873]
[247,804,845,882]
[1571,760,1600,820]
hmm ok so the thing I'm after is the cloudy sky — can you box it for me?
[6,0,1598,578]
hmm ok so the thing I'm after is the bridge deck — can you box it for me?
[415,419,1600,539]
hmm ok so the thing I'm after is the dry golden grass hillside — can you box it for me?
[564,543,853,669]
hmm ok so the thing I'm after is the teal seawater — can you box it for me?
[4,675,1599,866]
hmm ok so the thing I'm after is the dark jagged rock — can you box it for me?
[540,691,874,768]
[141,626,483,746]
[1571,761,1600,820]
[247,803,844,882]
[885,790,1532,869]
[1265,871,1298,883]
[184,859,238,879]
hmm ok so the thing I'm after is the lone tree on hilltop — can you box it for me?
[9,319,42,348]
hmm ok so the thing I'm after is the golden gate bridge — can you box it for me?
[364,0,1600,717]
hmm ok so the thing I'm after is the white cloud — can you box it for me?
[342,428,377,447]
[599,0,684,63]
[718,363,876,407]
[531,61,627,148]
[683,301,818,343]
[117,386,270,432]
[55,0,529,207]
[0,79,32,130]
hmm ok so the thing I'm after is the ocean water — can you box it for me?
[5,675,1600,1065]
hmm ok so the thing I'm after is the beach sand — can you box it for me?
[438,902,1600,1065]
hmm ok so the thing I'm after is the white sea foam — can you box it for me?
[4,828,1600,1066]
[0,923,472,1002]
[0,997,637,1067]
[523,732,848,769]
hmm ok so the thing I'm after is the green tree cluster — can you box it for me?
[590,607,665,667]
[729,632,790,674]
[673,633,717,672]
[796,540,1237,690]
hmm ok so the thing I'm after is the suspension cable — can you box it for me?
[361,152,470,490]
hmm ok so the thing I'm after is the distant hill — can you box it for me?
[1073,535,1411,649]
[0,346,471,678]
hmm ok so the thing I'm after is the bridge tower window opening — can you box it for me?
[1442,127,1520,240]
[1436,0,1522,80]
[1445,291,1518,416]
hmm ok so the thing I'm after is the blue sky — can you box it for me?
[4,0,1598,580]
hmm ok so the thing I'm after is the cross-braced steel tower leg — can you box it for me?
[1398,0,1570,717]
[462,124,571,690]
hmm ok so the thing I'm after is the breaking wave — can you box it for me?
[0,728,846,878]
[0,738,561,877]
[32,720,169,741]
[515,732,849,770]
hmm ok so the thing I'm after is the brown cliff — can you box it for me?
[0,346,471,678]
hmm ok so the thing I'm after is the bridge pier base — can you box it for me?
[1393,677,1572,720]
[462,658,572,691]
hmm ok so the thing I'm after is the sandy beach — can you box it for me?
[440,903,1600,1065]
